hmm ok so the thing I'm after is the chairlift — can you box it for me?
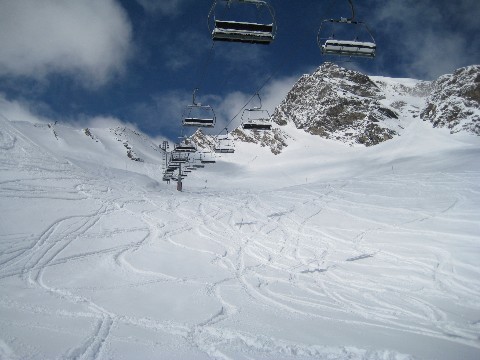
[183,89,216,127]
[200,152,217,164]
[175,137,197,153]
[170,152,189,164]
[317,0,376,58]
[209,0,276,45]
[214,129,235,153]
[241,93,272,130]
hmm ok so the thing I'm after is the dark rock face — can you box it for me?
[231,128,289,155]
[271,62,400,146]
[420,65,480,135]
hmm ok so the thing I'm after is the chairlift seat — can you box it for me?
[215,147,235,154]
[242,121,272,130]
[183,117,215,127]
[175,145,197,153]
[170,154,189,163]
[213,20,274,44]
[322,39,376,58]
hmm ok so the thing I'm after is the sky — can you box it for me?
[0,0,479,141]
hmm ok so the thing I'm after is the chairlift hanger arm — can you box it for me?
[192,88,199,106]
[317,19,376,46]
[251,93,263,110]
[347,0,355,22]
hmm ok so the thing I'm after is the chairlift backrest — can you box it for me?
[209,0,276,44]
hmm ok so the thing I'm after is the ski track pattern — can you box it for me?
[1,120,480,359]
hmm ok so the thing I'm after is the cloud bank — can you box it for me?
[371,0,480,79]
[0,0,133,87]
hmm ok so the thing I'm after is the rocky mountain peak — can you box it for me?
[421,65,480,135]
[271,62,398,146]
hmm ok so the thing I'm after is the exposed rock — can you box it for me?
[420,65,480,135]
[231,128,289,155]
[271,62,399,146]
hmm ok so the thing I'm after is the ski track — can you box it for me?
[1,120,480,358]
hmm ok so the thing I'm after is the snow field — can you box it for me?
[1,113,480,359]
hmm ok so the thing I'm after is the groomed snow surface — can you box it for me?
[1,114,480,360]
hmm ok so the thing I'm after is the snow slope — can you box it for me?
[1,110,480,360]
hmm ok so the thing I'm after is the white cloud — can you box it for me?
[0,0,133,87]
[371,0,480,79]
[82,115,137,130]
[0,94,142,136]
[0,93,49,124]
[135,0,190,16]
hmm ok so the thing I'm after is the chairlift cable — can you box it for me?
[213,6,312,136]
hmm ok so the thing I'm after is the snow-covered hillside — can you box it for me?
[1,87,480,360]
[218,63,477,155]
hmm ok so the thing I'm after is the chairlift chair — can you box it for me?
[170,152,189,163]
[241,93,272,130]
[183,89,216,128]
[175,144,197,153]
[317,0,376,59]
[209,0,276,45]
[175,138,197,153]
[214,130,235,153]
[200,152,217,164]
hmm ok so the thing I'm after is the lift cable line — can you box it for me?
[166,0,379,190]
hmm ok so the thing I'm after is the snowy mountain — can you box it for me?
[24,121,164,166]
[1,65,480,360]
[421,65,480,134]
[190,64,478,155]
[271,63,406,147]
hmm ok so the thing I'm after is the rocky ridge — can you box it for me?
[420,65,480,135]
[271,62,403,147]
[189,63,479,155]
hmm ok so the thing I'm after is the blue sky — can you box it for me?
[0,0,479,140]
